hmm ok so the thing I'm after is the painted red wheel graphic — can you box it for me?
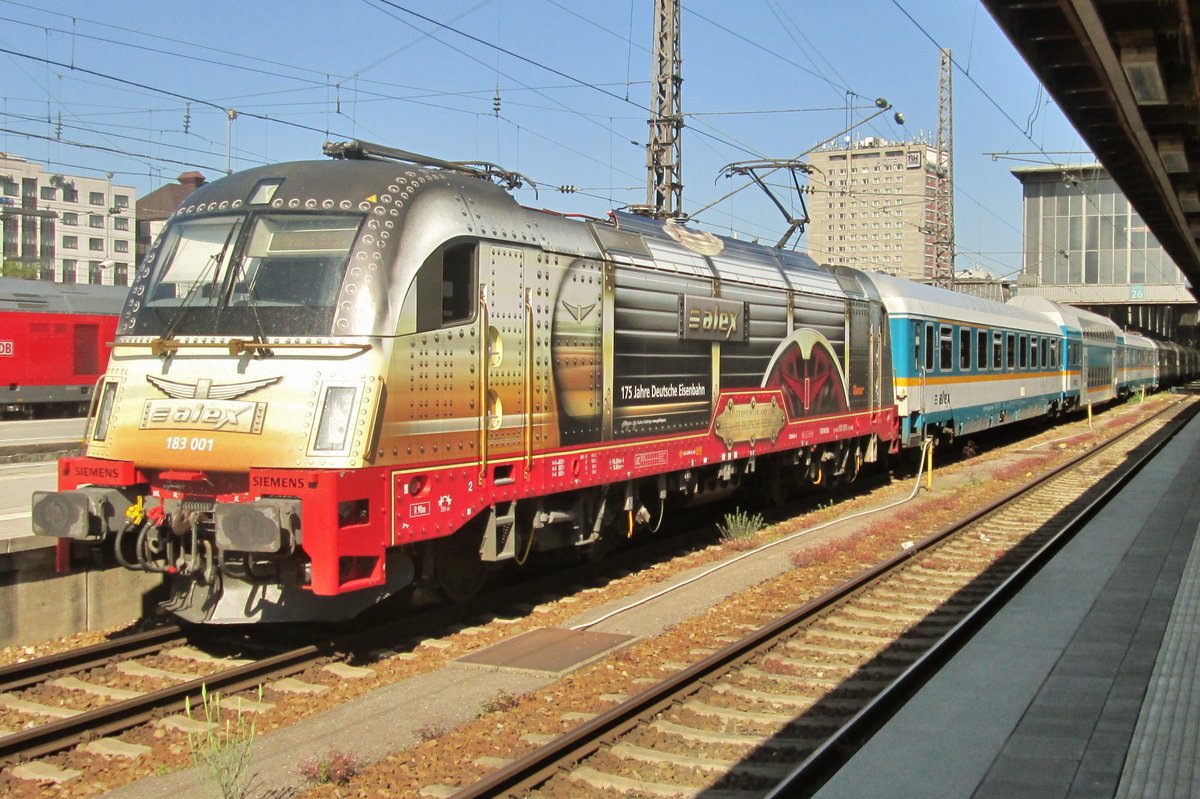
[763,331,849,418]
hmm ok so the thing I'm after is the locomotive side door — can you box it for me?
[480,245,528,484]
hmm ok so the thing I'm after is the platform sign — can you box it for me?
[1130,284,1146,300]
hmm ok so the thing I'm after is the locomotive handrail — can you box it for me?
[82,374,106,444]
[524,287,534,476]
[479,284,490,486]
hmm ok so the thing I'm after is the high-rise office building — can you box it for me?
[805,138,942,281]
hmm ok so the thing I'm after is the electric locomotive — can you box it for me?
[31,141,897,623]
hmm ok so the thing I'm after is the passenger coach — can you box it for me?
[862,273,1064,447]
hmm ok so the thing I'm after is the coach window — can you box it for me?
[413,241,477,332]
[977,330,988,370]
[1031,337,1039,370]
[939,325,953,371]
[924,323,935,372]
[1007,333,1016,369]
[992,331,1002,369]
[1019,335,1029,369]
[959,329,971,370]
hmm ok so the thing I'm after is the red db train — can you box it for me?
[0,278,128,417]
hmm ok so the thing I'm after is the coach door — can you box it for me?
[870,304,887,411]
[1080,339,1089,400]
[914,320,930,411]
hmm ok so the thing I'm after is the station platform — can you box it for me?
[811,412,1200,798]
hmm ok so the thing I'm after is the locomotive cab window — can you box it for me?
[413,241,477,332]
[124,212,363,337]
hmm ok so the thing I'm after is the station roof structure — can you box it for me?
[981,0,1200,294]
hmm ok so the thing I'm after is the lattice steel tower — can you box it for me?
[642,0,683,218]
[933,48,955,287]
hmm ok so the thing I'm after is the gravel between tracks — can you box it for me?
[0,395,1181,799]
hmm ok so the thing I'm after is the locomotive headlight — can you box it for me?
[314,386,357,451]
[92,380,119,442]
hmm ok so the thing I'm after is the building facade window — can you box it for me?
[88,191,105,206]
[62,235,78,249]
[1016,165,1184,290]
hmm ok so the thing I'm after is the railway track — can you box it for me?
[450,396,1199,799]
[0,503,786,777]
[0,624,326,765]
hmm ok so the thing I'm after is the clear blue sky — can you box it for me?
[0,1,1091,279]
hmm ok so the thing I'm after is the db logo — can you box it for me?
[0,341,11,357]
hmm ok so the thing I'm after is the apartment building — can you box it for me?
[0,153,136,286]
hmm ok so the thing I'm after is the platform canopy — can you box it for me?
[982,0,1200,295]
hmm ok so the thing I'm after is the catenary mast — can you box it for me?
[641,0,683,219]
[933,48,956,287]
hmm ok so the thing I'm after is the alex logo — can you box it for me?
[141,374,278,434]
[681,295,746,342]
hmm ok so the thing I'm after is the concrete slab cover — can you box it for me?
[456,627,633,673]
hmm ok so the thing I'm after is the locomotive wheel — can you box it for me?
[431,524,488,603]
